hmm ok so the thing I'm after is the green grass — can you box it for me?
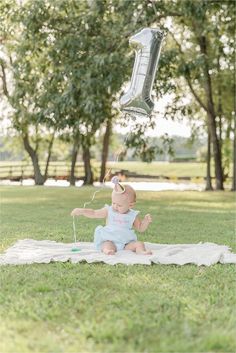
[0,186,235,353]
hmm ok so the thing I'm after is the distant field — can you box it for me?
[0,160,233,181]
[107,161,208,178]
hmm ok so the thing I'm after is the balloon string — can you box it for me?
[83,167,112,208]
[72,163,112,246]
[72,215,77,244]
[82,119,133,209]
[82,130,131,208]
[73,127,131,245]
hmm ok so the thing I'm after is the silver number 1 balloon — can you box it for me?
[120,28,164,118]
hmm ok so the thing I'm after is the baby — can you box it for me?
[71,178,152,255]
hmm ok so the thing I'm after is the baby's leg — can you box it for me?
[101,241,116,255]
[125,241,152,255]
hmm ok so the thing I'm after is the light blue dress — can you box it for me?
[94,205,139,251]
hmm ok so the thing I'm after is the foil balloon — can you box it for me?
[120,28,164,118]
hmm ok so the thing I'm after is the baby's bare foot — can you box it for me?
[136,250,152,255]
[103,249,115,255]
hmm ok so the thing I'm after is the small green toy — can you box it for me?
[71,247,81,252]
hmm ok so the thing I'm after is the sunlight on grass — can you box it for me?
[170,200,234,209]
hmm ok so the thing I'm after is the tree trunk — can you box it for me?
[232,74,236,191]
[82,144,93,185]
[100,119,112,182]
[232,117,236,191]
[22,133,45,185]
[217,45,223,151]
[70,135,80,186]
[205,128,213,191]
[206,111,224,190]
[199,35,224,190]
[1,63,45,185]
[44,133,55,180]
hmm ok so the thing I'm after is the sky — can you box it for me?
[117,93,195,138]
[117,116,192,138]
[149,117,191,137]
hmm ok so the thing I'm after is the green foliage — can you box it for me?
[0,0,234,181]
[153,0,234,187]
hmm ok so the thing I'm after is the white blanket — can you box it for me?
[0,239,236,266]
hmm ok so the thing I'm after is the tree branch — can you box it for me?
[0,62,10,98]
[169,31,208,112]
[44,131,55,178]
[150,0,181,18]
[185,76,208,112]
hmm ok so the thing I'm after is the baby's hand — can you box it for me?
[144,214,152,225]
[71,208,83,216]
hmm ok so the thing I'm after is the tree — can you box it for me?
[145,0,234,190]
[2,0,234,191]
[0,0,57,184]
[16,0,144,185]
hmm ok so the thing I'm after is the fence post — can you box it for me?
[9,166,12,180]
[21,166,24,185]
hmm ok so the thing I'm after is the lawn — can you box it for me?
[0,186,235,353]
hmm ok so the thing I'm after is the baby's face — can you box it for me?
[111,192,130,214]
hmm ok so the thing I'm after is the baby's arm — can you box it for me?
[133,214,152,232]
[71,207,108,219]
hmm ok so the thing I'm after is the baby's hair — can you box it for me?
[111,176,136,204]
[112,184,136,203]
[123,185,136,203]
